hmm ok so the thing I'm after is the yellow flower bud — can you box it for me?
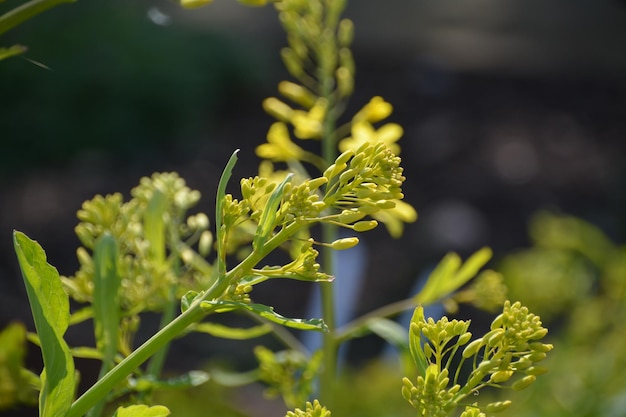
[353,220,378,232]
[485,400,512,413]
[336,66,353,97]
[490,370,513,383]
[337,19,354,46]
[330,237,359,250]
[512,375,536,391]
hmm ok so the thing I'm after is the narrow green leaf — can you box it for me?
[253,173,293,251]
[0,44,26,60]
[215,150,240,277]
[193,322,272,339]
[365,317,409,353]
[93,234,121,368]
[13,231,75,417]
[408,306,428,378]
[416,248,492,305]
[112,404,170,417]
[69,306,93,325]
[144,191,167,265]
[0,0,75,36]
[200,300,328,332]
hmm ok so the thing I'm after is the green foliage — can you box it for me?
[496,212,626,417]
[13,232,76,417]
[5,1,557,417]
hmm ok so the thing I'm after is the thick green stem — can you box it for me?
[66,305,206,417]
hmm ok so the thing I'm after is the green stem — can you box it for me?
[66,305,207,417]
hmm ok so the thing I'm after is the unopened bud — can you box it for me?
[330,237,359,250]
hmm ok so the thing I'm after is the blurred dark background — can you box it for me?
[1,0,625,409]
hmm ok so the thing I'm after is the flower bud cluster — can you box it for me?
[401,366,459,417]
[64,173,212,314]
[285,400,331,417]
[404,301,552,416]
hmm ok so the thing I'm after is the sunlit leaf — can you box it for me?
[13,231,75,417]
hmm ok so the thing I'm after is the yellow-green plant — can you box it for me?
[6,1,554,417]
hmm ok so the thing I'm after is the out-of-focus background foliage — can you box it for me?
[1,0,625,416]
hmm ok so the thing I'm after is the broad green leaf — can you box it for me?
[193,322,272,339]
[216,150,240,276]
[253,173,293,251]
[113,404,170,417]
[416,248,492,305]
[13,231,75,417]
[408,306,428,378]
[144,191,167,265]
[200,300,328,332]
[92,234,121,371]
[130,371,210,391]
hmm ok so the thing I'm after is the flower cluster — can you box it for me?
[285,400,331,417]
[404,301,553,416]
[63,172,212,313]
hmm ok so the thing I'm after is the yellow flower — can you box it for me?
[256,122,306,161]
[354,96,393,123]
[338,120,403,155]
[180,0,213,8]
[291,98,327,139]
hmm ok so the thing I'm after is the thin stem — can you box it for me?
[0,0,74,36]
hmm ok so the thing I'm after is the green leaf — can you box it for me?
[416,247,492,305]
[0,44,26,61]
[0,0,75,36]
[408,306,428,378]
[216,150,240,276]
[192,322,272,339]
[144,191,167,265]
[209,368,259,387]
[13,231,76,417]
[200,300,328,332]
[364,317,409,353]
[252,173,293,251]
[112,404,170,417]
[93,234,121,370]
